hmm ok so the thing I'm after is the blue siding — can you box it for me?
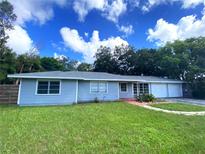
[119,83,134,99]
[78,81,119,102]
[19,79,77,105]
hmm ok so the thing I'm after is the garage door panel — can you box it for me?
[168,84,182,97]
[151,83,167,98]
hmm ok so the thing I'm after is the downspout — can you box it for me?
[17,79,22,105]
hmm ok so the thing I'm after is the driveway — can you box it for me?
[164,98,205,106]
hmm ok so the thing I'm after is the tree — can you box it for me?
[93,46,117,73]
[40,57,64,71]
[113,45,137,75]
[77,63,92,71]
[55,55,77,71]
[0,0,16,46]
[0,47,16,84]
[16,49,41,73]
[0,1,16,84]
[158,40,190,80]
[133,48,158,76]
[158,37,205,98]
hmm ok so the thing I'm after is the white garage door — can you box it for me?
[168,84,182,97]
[151,83,168,98]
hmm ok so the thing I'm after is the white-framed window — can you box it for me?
[37,80,60,95]
[120,83,127,92]
[139,83,149,95]
[90,81,107,93]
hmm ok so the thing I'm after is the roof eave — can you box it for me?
[7,75,184,83]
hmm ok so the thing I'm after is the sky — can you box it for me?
[4,0,205,63]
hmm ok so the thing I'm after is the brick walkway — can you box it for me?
[125,100,205,116]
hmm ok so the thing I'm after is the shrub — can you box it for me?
[94,97,100,103]
[137,94,156,102]
[192,79,205,99]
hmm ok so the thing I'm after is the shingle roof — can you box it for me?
[8,71,184,83]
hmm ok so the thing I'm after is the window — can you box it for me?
[139,83,149,95]
[133,83,138,95]
[120,83,127,92]
[37,81,49,94]
[37,81,60,95]
[49,81,60,94]
[90,82,98,93]
[90,81,107,93]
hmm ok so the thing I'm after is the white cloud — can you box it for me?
[73,0,127,23]
[202,7,205,15]
[6,25,34,54]
[117,24,134,36]
[5,0,68,55]
[142,0,204,12]
[54,52,68,61]
[73,0,107,21]
[84,32,89,37]
[60,27,128,63]
[147,14,205,46]
[8,0,67,25]
[181,0,204,8]
[128,0,140,8]
[103,0,127,23]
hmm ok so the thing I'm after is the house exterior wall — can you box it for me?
[78,81,119,102]
[119,82,134,99]
[19,79,77,105]
[18,78,183,106]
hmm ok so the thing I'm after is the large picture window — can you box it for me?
[120,83,127,92]
[139,83,149,95]
[90,81,107,93]
[37,81,60,95]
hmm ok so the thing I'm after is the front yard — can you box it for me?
[1,102,205,153]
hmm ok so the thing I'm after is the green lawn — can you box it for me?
[1,102,205,153]
[151,103,205,112]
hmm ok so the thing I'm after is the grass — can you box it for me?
[151,103,205,112]
[1,102,205,153]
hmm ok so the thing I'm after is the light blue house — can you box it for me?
[8,71,184,106]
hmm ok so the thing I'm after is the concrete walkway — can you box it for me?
[126,101,205,116]
[143,105,205,116]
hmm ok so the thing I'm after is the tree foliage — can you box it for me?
[0,1,16,84]
[40,57,64,71]
[0,0,16,45]
[93,38,205,98]
[77,63,92,71]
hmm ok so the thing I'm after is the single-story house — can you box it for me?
[8,71,184,106]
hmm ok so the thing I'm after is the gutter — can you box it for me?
[7,75,185,84]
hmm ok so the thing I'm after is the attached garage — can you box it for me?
[150,83,183,98]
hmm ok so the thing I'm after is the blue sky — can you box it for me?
[5,0,205,63]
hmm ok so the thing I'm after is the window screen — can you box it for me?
[37,81,60,94]
[139,83,149,95]
[90,81,107,93]
[120,83,127,92]
[37,81,49,94]
[49,81,60,94]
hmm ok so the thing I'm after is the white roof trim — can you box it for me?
[7,74,184,83]
[7,75,84,80]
